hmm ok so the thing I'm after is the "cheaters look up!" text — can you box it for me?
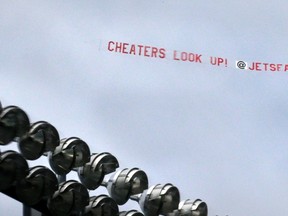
[107,40,288,72]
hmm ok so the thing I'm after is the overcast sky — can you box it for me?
[1,1,288,215]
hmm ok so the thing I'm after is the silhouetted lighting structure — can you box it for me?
[16,166,58,206]
[19,121,60,160]
[0,150,29,190]
[84,194,119,216]
[78,152,119,190]
[0,106,30,145]
[105,168,148,205]
[48,180,89,216]
[119,210,144,216]
[0,101,208,216]
[49,137,91,175]
[133,183,180,216]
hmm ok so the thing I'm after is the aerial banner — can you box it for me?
[105,40,288,72]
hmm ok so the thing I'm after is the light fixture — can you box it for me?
[178,199,208,216]
[0,150,29,190]
[78,152,119,190]
[48,137,91,175]
[18,121,60,160]
[168,199,208,216]
[48,180,89,216]
[105,168,148,205]
[119,210,144,216]
[84,194,119,216]
[136,183,180,216]
[0,106,30,145]
[16,166,58,205]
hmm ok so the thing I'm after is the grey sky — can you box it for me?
[1,1,288,215]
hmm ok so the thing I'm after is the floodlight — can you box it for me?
[0,106,30,145]
[48,180,89,216]
[18,121,60,160]
[78,152,119,190]
[119,210,144,216]
[106,168,148,205]
[178,199,208,216]
[136,183,180,216]
[16,166,58,205]
[48,137,91,175]
[0,150,29,190]
[84,194,119,216]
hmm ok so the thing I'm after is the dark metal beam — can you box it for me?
[1,187,52,216]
